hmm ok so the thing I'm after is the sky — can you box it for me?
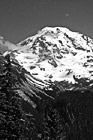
[0,0,93,44]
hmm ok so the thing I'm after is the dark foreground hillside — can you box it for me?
[0,53,93,140]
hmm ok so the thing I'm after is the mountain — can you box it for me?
[0,27,93,139]
[15,27,93,91]
[0,36,21,54]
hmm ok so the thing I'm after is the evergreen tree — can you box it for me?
[0,54,28,140]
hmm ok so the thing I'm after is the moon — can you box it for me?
[66,13,69,17]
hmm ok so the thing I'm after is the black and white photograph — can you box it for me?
[0,0,93,139]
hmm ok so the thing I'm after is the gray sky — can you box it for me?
[0,0,93,43]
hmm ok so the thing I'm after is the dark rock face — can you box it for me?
[0,52,93,140]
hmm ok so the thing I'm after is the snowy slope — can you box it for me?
[13,27,93,90]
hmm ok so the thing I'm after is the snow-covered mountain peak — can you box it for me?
[1,28,93,140]
[42,26,71,34]
[14,27,93,90]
